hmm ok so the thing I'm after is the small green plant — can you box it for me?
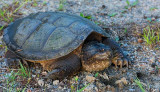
[80,12,92,19]
[150,7,158,11]
[134,78,145,92]
[94,72,99,77]
[58,0,66,11]
[0,0,29,23]
[124,28,127,33]
[32,0,38,7]
[19,62,31,78]
[3,62,31,91]
[77,83,91,92]
[70,76,91,92]
[108,12,117,17]
[143,26,160,46]
[0,26,4,31]
[125,0,138,9]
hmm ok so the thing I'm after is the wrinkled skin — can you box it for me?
[5,38,129,80]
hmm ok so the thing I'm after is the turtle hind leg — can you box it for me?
[45,54,81,80]
[102,38,130,68]
[4,50,23,68]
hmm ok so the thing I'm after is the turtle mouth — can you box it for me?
[93,51,112,60]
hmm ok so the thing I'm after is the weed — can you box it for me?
[32,0,38,7]
[58,0,66,11]
[143,26,160,47]
[0,0,29,24]
[150,7,158,11]
[0,26,4,31]
[19,62,31,78]
[108,12,117,17]
[94,72,99,77]
[77,83,91,92]
[125,0,138,9]
[3,62,31,91]
[134,78,145,92]
[124,28,127,33]
[71,72,99,92]
[80,12,92,19]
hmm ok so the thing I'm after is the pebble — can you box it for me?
[47,84,53,89]
[99,72,109,80]
[86,75,96,83]
[53,80,60,85]
[38,79,44,87]
[41,71,47,75]
[138,38,143,43]
[129,89,136,92]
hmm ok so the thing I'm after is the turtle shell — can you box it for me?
[3,12,109,61]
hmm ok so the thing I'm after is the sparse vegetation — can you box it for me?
[2,62,31,92]
[70,72,99,92]
[108,12,117,17]
[143,26,160,47]
[58,0,66,11]
[150,7,158,11]
[134,78,145,92]
[80,12,92,19]
[125,0,138,9]
[0,1,29,23]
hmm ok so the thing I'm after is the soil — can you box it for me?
[0,0,160,92]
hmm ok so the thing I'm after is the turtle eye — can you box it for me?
[99,49,104,52]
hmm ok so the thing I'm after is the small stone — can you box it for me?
[53,80,59,85]
[138,38,143,43]
[121,77,128,85]
[32,75,36,78]
[47,84,53,89]
[149,57,155,63]
[151,63,157,68]
[101,5,106,9]
[129,88,136,92]
[38,79,44,87]
[99,72,109,80]
[27,89,32,92]
[151,17,156,21]
[86,75,96,83]
[94,87,98,92]
[115,77,128,89]
[41,71,47,75]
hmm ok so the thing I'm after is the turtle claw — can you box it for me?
[117,59,123,68]
[112,54,130,68]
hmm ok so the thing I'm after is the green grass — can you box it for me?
[125,0,138,9]
[71,72,99,92]
[0,26,4,31]
[80,12,92,19]
[108,12,117,17]
[0,0,29,24]
[58,0,66,11]
[143,26,160,46]
[3,62,31,92]
[150,7,158,11]
[134,78,145,92]
[19,62,31,78]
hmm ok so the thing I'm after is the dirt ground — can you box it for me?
[0,0,160,92]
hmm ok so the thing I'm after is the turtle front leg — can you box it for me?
[45,54,81,80]
[102,38,129,68]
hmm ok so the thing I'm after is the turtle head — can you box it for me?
[82,41,113,71]
[82,41,113,61]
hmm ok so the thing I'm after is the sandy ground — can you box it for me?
[0,0,160,92]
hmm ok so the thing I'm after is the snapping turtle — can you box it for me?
[3,12,129,79]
